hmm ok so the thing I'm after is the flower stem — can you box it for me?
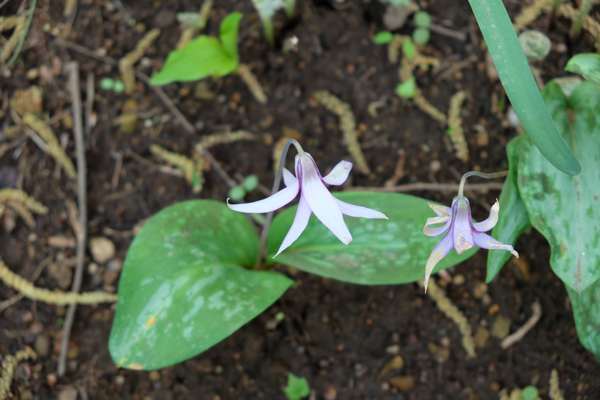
[255,139,303,267]
[458,170,507,198]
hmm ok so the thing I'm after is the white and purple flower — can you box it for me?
[227,145,387,256]
[422,172,519,291]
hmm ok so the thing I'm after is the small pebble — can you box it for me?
[323,385,337,400]
[492,316,511,339]
[34,335,50,357]
[57,386,77,400]
[90,237,116,264]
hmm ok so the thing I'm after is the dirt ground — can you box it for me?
[1,0,600,398]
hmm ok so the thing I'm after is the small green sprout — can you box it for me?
[251,0,296,45]
[518,30,551,61]
[396,78,416,99]
[412,11,431,45]
[99,78,125,93]
[521,386,539,400]
[566,53,600,84]
[414,11,431,28]
[412,28,430,45]
[283,373,310,400]
[373,31,394,45]
[150,12,242,86]
[402,39,416,60]
[228,175,260,201]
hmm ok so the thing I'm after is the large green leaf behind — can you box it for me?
[109,200,292,370]
[517,82,600,292]
[267,192,476,285]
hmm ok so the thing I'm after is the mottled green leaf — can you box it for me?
[267,192,476,285]
[566,53,600,85]
[109,201,292,370]
[567,278,600,360]
[467,0,580,175]
[517,81,600,292]
[486,136,531,283]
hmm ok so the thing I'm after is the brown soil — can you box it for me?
[1,0,599,399]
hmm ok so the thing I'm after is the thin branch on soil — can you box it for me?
[50,35,238,189]
[0,260,116,305]
[428,23,466,41]
[549,369,564,400]
[351,182,504,193]
[58,62,87,377]
[0,346,36,399]
[501,301,542,349]
[0,256,51,314]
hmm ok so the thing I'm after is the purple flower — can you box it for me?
[422,172,519,291]
[228,151,387,256]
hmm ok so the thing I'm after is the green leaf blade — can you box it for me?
[150,37,237,86]
[486,136,531,283]
[219,12,242,62]
[467,0,580,175]
[109,200,292,370]
[267,192,476,285]
[517,81,600,292]
[567,278,600,360]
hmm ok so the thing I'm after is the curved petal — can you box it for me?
[299,154,352,244]
[282,168,297,187]
[227,182,298,213]
[337,199,388,219]
[472,200,499,232]
[274,195,311,257]
[322,160,353,186]
[428,203,451,217]
[423,216,451,237]
[473,232,519,258]
[452,197,474,254]
[424,234,453,292]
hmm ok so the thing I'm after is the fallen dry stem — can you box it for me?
[353,182,503,193]
[0,260,116,305]
[501,301,542,349]
[151,145,203,192]
[0,189,47,214]
[119,29,160,93]
[447,91,469,162]
[237,64,267,104]
[195,130,256,150]
[313,90,371,174]
[422,279,476,358]
[0,346,36,400]
[22,113,76,178]
[177,0,213,48]
[549,369,564,400]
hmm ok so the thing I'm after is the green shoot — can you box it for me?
[373,31,394,45]
[396,78,416,99]
[283,373,310,400]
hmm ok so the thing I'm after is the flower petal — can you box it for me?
[337,199,388,219]
[473,232,519,258]
[227,182,298,213]
[472,200,499,232]
[428,203,451,217]
[424,234,453,292]
[300,154,352,244]
[274,195,311,257]
[423,216,451,237]
[322,160,353,186]
[452,197,474,254]
[283,168,297,187]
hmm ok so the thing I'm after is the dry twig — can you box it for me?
[447,91,469,162]
[501,301,542,349]
[237,64,267,104]
[58,62,88,376]
[422,279,476,358]
[549,369,564,400]
[313,91,371,174]
[0,347,36,400]
[119,29,160,93]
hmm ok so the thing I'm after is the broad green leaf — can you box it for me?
[109,201,292,370]
[566,53,600,85]
[567,278,600,360]
[267,192,476,285]
[467,0,580,175]
[283,373,310,400]
[150,37,237,86]
[486,136,531,283]
[517,81,600,292]
[219,12,242,62]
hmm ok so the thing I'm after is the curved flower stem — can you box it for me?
[457,170,508,198]
[255,139,303,267]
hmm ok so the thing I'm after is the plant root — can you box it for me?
[0,346,36,400]
[447,91,469,162]
[119,29,161,93]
